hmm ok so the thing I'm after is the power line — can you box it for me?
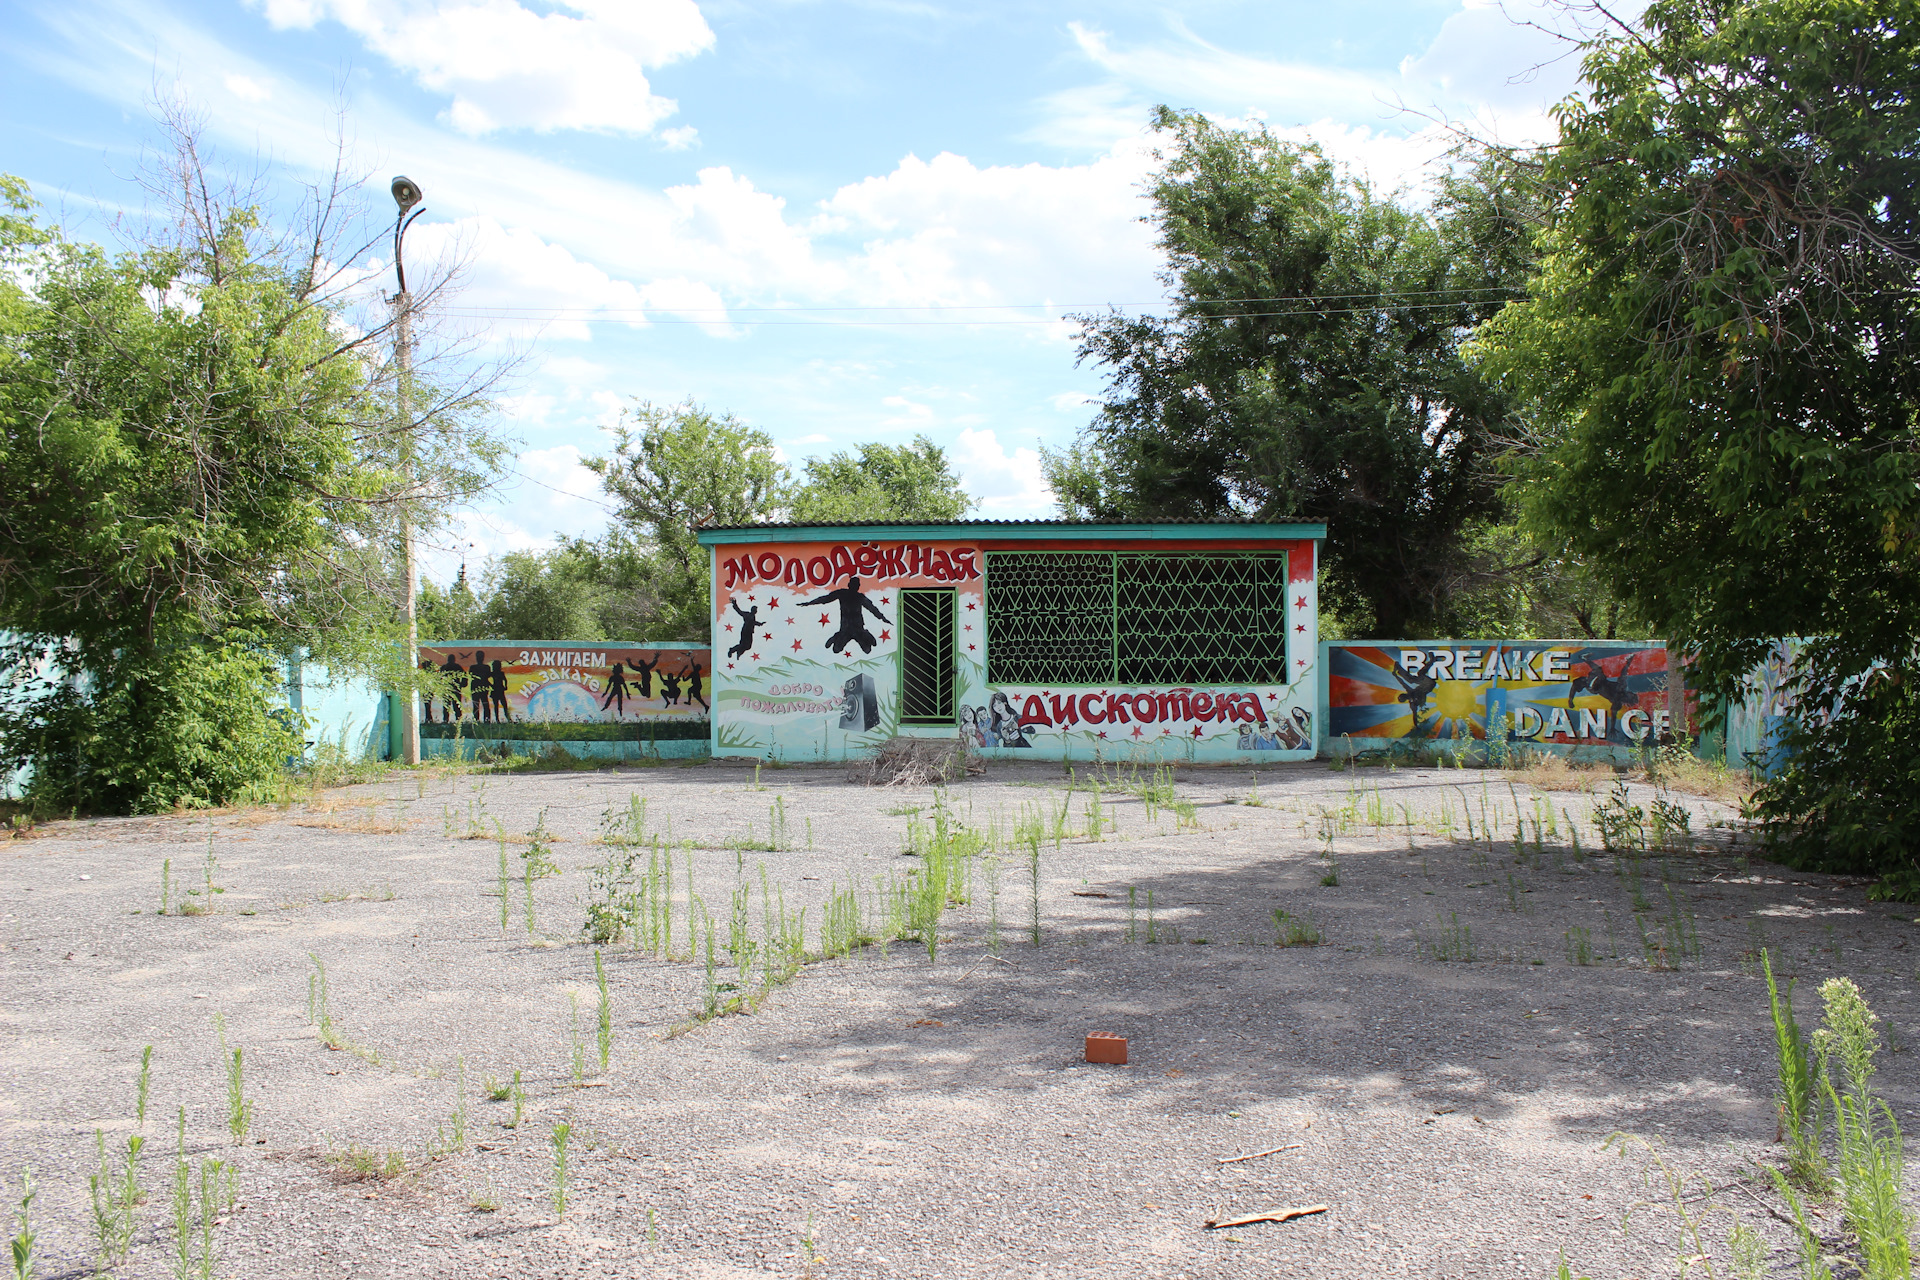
[501,465,619,514]
[437,284,1521,317]
[437,297,1521,327]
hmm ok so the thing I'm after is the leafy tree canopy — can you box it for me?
[0,120,505,812]
[788,436,973,523]
[586,401,786,641]
[1057,107,1539,636]
[1471,0,1920,879]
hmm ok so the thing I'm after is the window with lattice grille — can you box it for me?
[986,551,1288,686]
[898,588,956,723]
[982,552,1114,685]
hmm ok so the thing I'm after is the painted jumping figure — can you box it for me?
[798,575,890,655]
[632,651,662,698]
[728,601,762,661]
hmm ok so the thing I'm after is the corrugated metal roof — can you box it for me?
[696,518,1328,545]
[701,517,1301,530]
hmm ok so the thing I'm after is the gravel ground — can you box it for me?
[2,757,1914,1280]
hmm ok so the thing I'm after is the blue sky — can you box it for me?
[1,0,1594,581]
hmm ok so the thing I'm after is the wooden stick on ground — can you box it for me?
[1204,1204,1328,1229]
[1216,1143,1303,1165]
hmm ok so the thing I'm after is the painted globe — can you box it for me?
[523,682,603,722]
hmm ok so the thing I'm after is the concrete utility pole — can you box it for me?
[391,175,425,766]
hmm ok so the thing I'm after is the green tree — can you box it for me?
[468,546,608,642]
[1062,108,1538,636]
[417,569,482,640]
[0,121,503,811]
[587,401,786,641]
[1471,0,1920,882]
[788,436,973,522]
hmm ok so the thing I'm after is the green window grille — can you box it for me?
[986,551,1288,686]
[1117,554,1291,685]
[982,552,1115,686]
[898,588,957,723]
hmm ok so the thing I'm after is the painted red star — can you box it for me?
[768,597,780,607]
[818,613,829,625]
[750,652,760,661]
[1295,623,1306,633]
[791,639,803,652]
[1096,731,1108,740]
[968,643,976,651]
[748,594,757,602]
[724,623,734,632]
[963,624,972,632]
[879,629,891,641]
[1297,658,1308,668]
[1295,596,1306,608]
[880,595,890,605]
[1161,727,1172,736]
[785,618,795,625]
[965,601,976,610]
[1130,725,1144,738]
[1191,725,1205,738]
[1266,692,1278,701]
[762,632,772,640]
[726,662,735,670]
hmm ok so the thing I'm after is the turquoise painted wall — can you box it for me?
[284,654,391,762]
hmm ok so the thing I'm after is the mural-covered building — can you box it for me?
[696,520,1326,764]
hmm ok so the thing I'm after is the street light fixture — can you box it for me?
[391,175,425,766]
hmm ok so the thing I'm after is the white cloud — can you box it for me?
[879,394,934,427]
[953,427,1052,517]
[402,216,735,342]
[816,145,1162,309]
[1039,2,1618,194]
[1048,391,1096,413]
[223,73,271,102]
[1067,19,1397,128]
[659,126,699,151]
[253,0,714,136]
[43,4,1171,326]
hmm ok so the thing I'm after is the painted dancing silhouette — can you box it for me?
[660,669,683,707]
[728,601,762,661]
[600,661,630,715]
[684,661,707,711]
[631,651,662,698]
[1568,657,1633,715]
[1389,661,1438,728]
[799,576,890,655]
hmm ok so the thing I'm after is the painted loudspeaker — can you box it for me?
[840,673,879,731]
[1085,1033,1128,1065]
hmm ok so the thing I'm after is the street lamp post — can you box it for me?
[391,175,425,766]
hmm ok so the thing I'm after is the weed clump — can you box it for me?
[848,735,980,786]
[1815,977,1912,1278]
[1272,908,1322,947]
